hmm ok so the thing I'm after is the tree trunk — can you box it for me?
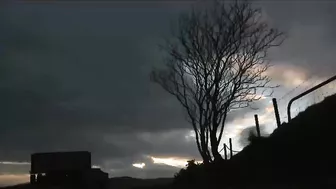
[196,134,211,163]
[200,132,211,163]
[200,149,210,164]
[210,135,223,162]
[211,145,222,162]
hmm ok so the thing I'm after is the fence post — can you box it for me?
[229,138,233,159]
[272,98,281,128]
[224,144,227,160]
[254,114,261,137]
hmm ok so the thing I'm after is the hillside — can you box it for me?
[225,93,336,188]
[107,177,172,189]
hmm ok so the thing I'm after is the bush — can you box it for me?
[173,160,217,189]
[173,160,202,185]
[173,159,233,189]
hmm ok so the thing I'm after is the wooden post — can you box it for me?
[254,114,261,137]
[272,98,281,127]
[224,144,227,160]
[229,138,233,159]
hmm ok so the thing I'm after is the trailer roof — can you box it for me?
[31,151,90,156]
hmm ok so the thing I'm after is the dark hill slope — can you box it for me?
[228,94,336,187]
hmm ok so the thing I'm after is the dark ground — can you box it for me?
[0,177,173,189]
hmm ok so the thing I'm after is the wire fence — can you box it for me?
[218,73,336,159]
[276,74,336,124]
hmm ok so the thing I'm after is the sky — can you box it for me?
[1,0,336,186]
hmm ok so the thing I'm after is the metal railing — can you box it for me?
[287,74,336,122]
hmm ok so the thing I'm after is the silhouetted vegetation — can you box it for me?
[173,160,205,188]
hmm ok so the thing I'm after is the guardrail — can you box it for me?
[287,74,336,122]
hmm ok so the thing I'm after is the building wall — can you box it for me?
[31,151,91,173]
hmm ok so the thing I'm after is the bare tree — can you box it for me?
[150,0,284,163]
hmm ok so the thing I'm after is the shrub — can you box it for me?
[173,160,205,187]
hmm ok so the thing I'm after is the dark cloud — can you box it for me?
[0,2,196,179]
[258,1,336,77]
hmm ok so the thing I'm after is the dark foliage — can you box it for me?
[173,159,231,189]
[173,160,204,186]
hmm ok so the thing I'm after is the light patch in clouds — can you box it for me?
[227,109,274,137]
[151,156,201,168]
[0,162,30,165]
[184,130,195,142]
[248,94,267,100]
[132,163,145,169]
[265,104,275,114]
[267,64,332,94]
[92,165,101,169]
[266,64,310,88]
[0,174,29,187]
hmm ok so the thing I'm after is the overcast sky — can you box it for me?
[1,0,336,186]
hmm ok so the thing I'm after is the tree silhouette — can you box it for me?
[151,0,284,163]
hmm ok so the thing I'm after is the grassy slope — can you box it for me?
[226,94,336,187]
